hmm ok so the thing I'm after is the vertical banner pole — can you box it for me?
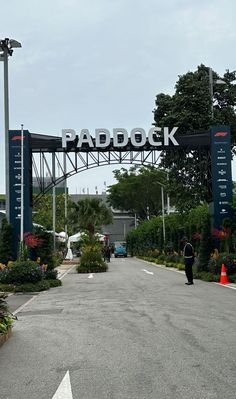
[52,153,56,251]
[161,186,166,243]
[64,153,67,238]
[20,124,24,247]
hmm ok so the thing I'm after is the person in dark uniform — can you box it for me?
[106,246,111,262]
[182,237,194,285]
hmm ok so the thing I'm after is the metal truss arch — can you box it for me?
[32,148,163,202]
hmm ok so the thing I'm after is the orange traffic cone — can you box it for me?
[219,263,228,284]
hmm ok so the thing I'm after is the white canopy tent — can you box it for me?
[68,232,83,243]
[68,232,105,245]
[65,232,105,260]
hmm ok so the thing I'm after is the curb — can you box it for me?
[136,257,236,290]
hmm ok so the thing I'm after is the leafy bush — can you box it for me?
[208,253,236,275]
[0,260,43,284]
[77,262,108,273]
[47,279,62,288]
[193,271,219,282]
[0,279,62,293]
[43,269,58,280]
[0,292,15,334]
[77,235,108,273]
[77,250,107,273]
[30,228,55,269]
[0,219,14,265]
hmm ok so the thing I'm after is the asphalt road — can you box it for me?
[0,257,235,399]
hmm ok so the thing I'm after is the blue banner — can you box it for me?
[9,130,32,256]
[211,125,233,231]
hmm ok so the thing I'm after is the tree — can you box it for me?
[33,194,74,234]
[0,219,14,264]
[107,166,167,220]
[69,198,113,239]
[153,64,236,211]
[198,214,213,272]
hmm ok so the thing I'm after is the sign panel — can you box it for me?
[211,126,233,230]
[9,130,32,255]
[61,127,180,150]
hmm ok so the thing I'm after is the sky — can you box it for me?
[0,0,236,195]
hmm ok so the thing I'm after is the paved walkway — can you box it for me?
[5,261,78,314]
[5,258,236,316]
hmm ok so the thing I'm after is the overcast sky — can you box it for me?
[0,0,236,194]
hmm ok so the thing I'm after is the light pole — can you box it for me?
[153,180,166,243]
[0,38,22,221]
[209,67,226,118]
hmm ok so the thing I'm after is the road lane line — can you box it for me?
[214,283,236,290]
[52,370,73,399]
[142,269,154,275]
[12,295,37,316]
[58,264,77,280]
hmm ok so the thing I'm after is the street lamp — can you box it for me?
[209,67,226,118]
[0,38,22,220]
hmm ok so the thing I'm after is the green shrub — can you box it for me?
[30,229,55,269]
[208,253,236,275]
[14,280,51,292]
[0,219,14,264]
[43,269,58,280]
[193,271,219,282]
[47,279,62,288]
[77,263,108,273]
[177,263,185,271]
[0,279,62,293]
[77,240,108,273]
[0,292,16,333]
[0,260,43,284]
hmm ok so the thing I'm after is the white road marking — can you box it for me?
[214,283,236,290]
[13,295,37,316]
[52,370,73,399]
[142,269,154,275]
[58,265,77,280]
[88,273,94,279]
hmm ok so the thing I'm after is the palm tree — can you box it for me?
[70,198,113,239]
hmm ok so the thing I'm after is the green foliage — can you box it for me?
[76,261,108,274]
[78,249,107,273]
[127,206,207,256]
[69,197,113,237]
[30,227,55,269]
[107,166,167,220]
[43,269,58,280]
[0,219,14,264]
[193,272,220,282]
[198,214,214,272]
[153,64,236,211]
[0,260,43,284]
[77,234,108,273]
[0,279,62,293]
[33,194,74,234]
[0,292,15,334]
[206,254,236,276]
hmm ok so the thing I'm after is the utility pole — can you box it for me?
[0,38,22,220]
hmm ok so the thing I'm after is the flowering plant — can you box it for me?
[0,293,16,335]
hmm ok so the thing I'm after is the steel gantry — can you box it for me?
[30,131,212,203]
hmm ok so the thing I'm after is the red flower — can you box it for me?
[24,233,44,248]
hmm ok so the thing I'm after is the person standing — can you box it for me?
[182,237,194,285]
